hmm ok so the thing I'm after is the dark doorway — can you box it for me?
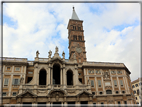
[39,69,46,85]
[38,102,46,107]
[53,64,60,84]
[53,102,61,107]
[23,102,32,107]
[27,77,32,83]
[81,101,88,107]
[67,70,73,85]
[68,102,75,107]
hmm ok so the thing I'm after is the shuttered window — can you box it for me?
[114,80,117,86]
[91,80,94,87]
[120,80,123,86]
[4,78,9,86]
[98,80,101,87]
[12,79,20,85]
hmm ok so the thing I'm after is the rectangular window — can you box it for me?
[91,80,94,87]
[120,80,123,86]
[114,80,117,86]
[98,80,101,87]
[73,35,77,40]
[12,79,20,85]
[15,67,20,71]
[78,36,82,41]
[6,67,11,70]
[12,92,17,96]
[4,78,9,86]
[3,92,6,96]
[124,101,127,104]
[28,72,33,74]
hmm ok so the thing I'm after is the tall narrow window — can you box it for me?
[73,26,76,30]
[120,80,123,86]
[114,80,117,86]
[73,35,77,40]
[4,78,9,86]
[91,80,94,87]
[98,80,101,87]
[78,27,81,30]
[78,36,82,41]
[12,79,20,85]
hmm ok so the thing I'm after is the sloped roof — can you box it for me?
[71,7,80,20]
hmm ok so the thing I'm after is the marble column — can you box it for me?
[117,77,121,94]
[48,67,50,85]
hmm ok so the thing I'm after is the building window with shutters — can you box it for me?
[98,80,101,87]
[4,78,9,86]
[120,80,123,87]
[114,80,117,87]
[91,80,94,87]
[12,79,20,85]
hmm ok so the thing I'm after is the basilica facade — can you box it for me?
[2,7,135,106]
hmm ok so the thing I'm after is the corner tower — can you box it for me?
[67,7,87,63]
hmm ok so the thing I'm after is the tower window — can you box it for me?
[78,36,82,41]
[78,27,81,30]
[73,35,77,40]
[73,26,76,30]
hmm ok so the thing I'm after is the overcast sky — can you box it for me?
[2,3,140,81]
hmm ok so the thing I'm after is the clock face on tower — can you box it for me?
[76,47,82,53]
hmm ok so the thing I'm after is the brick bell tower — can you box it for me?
[67,7,87,63]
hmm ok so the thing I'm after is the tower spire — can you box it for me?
[71,7,79,20]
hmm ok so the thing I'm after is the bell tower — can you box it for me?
[67,7,87,63]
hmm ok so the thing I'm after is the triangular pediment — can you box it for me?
[49,57,65,63]
[17,90,37,98]
[77,91,92,97]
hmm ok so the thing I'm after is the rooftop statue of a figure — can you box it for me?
[36,50,40,58]
[20,76,24,85]
[48,50,52,58]
[62,51,65,59]
[55,46,58,53]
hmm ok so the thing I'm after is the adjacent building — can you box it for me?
[132,78,142,105]
[2,7,135,106]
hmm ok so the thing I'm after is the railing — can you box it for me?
[2,57,27,62]
[22,85,34,89]
[67,85,74,88]
[38,58,48,62]
[38,85,47,88]
[12,85,20,88]
[83,61,124,67]
[28,61,33,65]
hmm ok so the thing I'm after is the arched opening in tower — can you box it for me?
[53,64,60,84]
[67,70,73,85]
[39,69,46,85]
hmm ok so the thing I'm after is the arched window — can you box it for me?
[67,70,73,85]
[106,90,112,94]
[39,69,46,85]
[53,64,60,84]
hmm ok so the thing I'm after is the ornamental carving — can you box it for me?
[103,71,110,79]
